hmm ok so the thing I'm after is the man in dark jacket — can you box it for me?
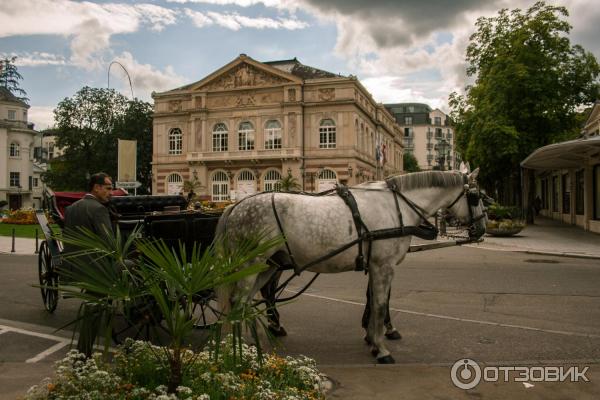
[63,172,114,356]
[63,173,114,253]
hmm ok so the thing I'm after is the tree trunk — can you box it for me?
[168,348,183,393]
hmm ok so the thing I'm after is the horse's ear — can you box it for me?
[459,162,468,174]
[469,167,480,182]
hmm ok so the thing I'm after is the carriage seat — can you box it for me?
[110,195,187,217]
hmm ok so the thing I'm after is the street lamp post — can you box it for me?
[436,138,449,171]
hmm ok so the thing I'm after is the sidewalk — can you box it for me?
[467,216,600,259]
[3,217,600,259]
[0,235,39,255]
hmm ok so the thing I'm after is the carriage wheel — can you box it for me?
[111,298,168,345]
[38,241,58,313]
[191,289,221,329]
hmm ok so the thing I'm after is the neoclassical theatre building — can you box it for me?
[151,54,403,201]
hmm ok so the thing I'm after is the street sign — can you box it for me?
[116,181,142,189]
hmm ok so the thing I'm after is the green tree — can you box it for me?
[403,152,421,173]
[449,1,599,203]
[42,87,153,193]
[0,57,29,104]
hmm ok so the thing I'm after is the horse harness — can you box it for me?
[269,177,482,276]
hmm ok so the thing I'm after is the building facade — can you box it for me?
[521,100,600,233]
[385,103,458,170]
[0,88,43,210]
[152,55,403,201]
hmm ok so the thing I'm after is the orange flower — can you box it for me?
[47,383,56,392]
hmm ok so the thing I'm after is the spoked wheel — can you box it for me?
[38,240,59,313]
[111,298,168,345]
[191,289,221,330]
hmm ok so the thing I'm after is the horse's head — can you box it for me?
[446,163,487,241]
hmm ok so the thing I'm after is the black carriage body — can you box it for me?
[109,195,222,257]
[36,193,223,316]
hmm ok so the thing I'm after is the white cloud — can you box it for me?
[28,106,56,130]
[0,0,178,70]
[185,9,213,27]
[185,8,307,30]
[1,52,67,67]
[167,0,295,8]
[112,52,187,100]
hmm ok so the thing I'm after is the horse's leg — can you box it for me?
[260,269,287,336]
[363,283,401,343]
[383,286,401,340]
[366,263,395,364]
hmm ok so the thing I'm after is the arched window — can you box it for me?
[236,169,256,199]
[211,171,230,201]
[212,123,228,152]
[168,128,182,155]
[238,122,255,151]
[319,119,336,149]
[264,120,282,150]
[317,168,337,192]
[9,142,20,157]
[263,169,282,192]
[166,173,183,195]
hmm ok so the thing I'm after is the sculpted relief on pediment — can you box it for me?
[202,63,290,91]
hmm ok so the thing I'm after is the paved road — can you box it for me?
[1,246,599,398]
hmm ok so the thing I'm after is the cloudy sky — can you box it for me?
[1,0,599,129]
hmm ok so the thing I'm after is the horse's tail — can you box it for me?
[215,203,235,240]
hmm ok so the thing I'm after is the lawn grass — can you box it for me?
[0,223,61,239]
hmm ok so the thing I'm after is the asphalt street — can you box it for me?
[1,246,599,398]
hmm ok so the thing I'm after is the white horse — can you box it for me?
[216,165,486,363]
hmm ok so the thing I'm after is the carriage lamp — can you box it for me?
[192,170,198,180]
[348,165,353,177]
[287,167,292,177]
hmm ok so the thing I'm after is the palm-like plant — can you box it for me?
[276,174,301,192]
[57,226,283,392]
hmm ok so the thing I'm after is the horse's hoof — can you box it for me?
[268,326,287,337]
[377,355,395,364]
[385,330,402,341]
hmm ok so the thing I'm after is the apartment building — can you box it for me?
[0,87,43,209]
[385,103,458,170]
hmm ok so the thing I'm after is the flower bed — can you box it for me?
[26,338,328,400]
[3,208,37,225]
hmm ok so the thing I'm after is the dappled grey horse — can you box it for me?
[216,166,486,363]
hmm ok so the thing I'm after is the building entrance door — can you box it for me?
[8,194,22,210]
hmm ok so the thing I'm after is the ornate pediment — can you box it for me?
[200,63,292,92]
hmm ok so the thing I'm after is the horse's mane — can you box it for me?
[387,171,464,191]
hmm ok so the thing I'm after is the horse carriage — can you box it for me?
[35,165,487,362]
[35,188,223,341]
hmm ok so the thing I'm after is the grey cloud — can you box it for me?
[301,0,502,47]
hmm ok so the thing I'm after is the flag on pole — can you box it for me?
[381,143,387,166]
[375,134,381,163]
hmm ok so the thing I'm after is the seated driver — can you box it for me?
[62,172,115,357]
